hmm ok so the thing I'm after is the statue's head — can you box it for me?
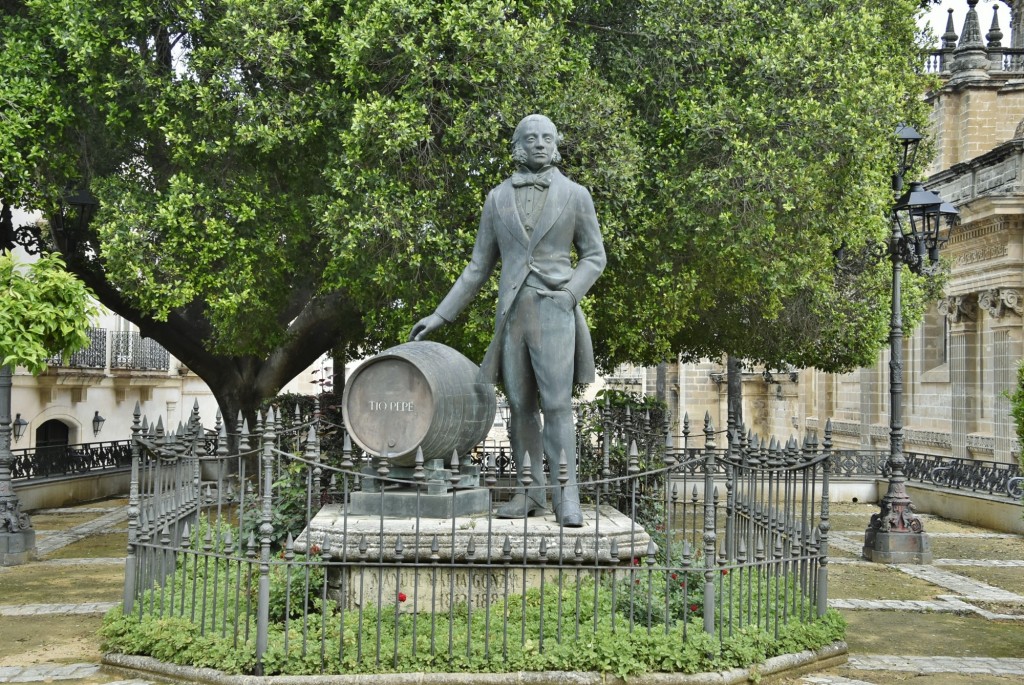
[511,114,562,170]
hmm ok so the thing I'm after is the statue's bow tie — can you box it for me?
[511,171,552,190]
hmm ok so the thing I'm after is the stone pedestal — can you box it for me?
[862,528,932,564]
[0,529,36,566]
[296,504,652,611]
[348,463,491,518]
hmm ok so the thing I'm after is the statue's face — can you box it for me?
[517,118,558,172]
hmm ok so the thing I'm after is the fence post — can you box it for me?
[816,420,832,617]
[702,413,717,635]
[123,402,142,612]
[255,407,276,674]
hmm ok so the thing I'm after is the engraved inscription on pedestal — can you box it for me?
[336,566,536,612]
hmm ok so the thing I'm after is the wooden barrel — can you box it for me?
[342,341,496,466]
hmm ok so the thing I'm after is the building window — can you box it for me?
[922,303,948,372]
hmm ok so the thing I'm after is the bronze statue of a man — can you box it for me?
[411,114,606,527]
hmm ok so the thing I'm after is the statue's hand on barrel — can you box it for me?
[410,313,447,342]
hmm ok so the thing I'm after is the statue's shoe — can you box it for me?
[554,500,583,528]
[496,493,548,518]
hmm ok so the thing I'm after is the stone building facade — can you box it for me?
[643,1,1024,464]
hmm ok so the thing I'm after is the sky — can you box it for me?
[922,2,1000,46]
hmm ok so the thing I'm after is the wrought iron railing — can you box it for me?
[110,331,170,371]
[118,403,834,677]
[44,328,171,372]
[46,327,107,369]
[906,452,1022,500]
[9,440,133,481]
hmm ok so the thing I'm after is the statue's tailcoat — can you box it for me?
[435,168,606,383]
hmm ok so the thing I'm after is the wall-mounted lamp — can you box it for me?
[92,410,105,437]
[12,414,27,443]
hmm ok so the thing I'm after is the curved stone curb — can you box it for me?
[102,642,847,685]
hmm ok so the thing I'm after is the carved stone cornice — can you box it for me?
[949,215,1012,245]
[978,288,1024,319]
[938,294,978,323]
[951,238,1010,266]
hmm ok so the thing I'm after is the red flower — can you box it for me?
[631,557,640,566]
[670,573,678,580]
[689,604,699,612]
[397,592,408,602]
[635,579,641,585]
[310,544,321,555]
[680,582,686,588]
[721,569,729,575]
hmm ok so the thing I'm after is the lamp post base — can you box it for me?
[0,529,36,566]
[863,527,932,564]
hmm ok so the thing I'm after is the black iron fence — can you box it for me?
[10,440,132,481]
[115,402,835,677]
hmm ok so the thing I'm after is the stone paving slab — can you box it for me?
[847,655,1024,676]
[829,598,961,612]
[34,508,128,557]
[928,532,1023,539]
[0,602,119,616]
[33,557,126,567]
[894,564,1024,601]
[935,558,1024,567]
[801,676,873,685]
[0,663,100,683]
[937,596,1024,621]
[34,508,121,515]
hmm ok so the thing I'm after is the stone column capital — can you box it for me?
[938,294,978,324]
[979,288,1024,319]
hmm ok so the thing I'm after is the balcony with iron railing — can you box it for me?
[46,328,170,373]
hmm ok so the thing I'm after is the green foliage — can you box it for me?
[101,610,257,673]
[242,459,319,550]
[577,389,669,527]
[1,0,935,419]
[0,251,97,373]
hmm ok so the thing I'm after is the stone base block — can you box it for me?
[862,528,932,564]
[0,529,36,566]
[348,487,490,518]
[296,504,652,611]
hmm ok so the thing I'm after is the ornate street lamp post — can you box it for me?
[862,126,958,564]
[0,365,34,565]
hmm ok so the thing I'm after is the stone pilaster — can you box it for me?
[979,288,1023,462]
[859,366,875,450]
[941,295,979,459]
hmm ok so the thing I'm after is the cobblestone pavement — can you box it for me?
[2,501,1023,683]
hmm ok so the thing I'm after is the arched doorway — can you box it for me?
[35,419,70,478]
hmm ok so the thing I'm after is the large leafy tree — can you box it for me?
[0,0,933,425]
